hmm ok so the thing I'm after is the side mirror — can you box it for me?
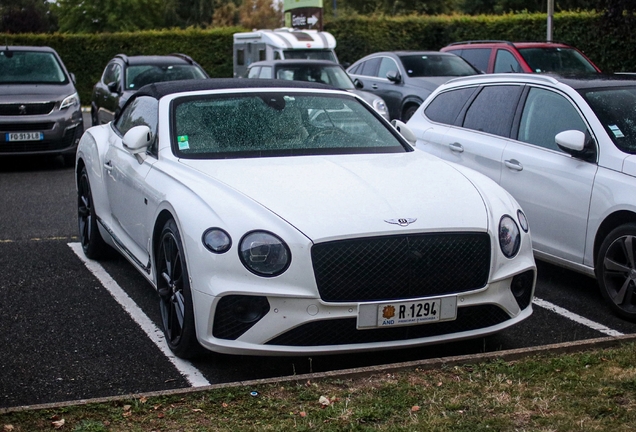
[386,70,401,83]
[391,120,416,146]
[123,125,152,155]
[353,78,364,89]
[70,72,76,84]
[556,129,596,162]
[555,130,585,152]
[107,81,120,94]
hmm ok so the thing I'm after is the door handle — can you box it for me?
[504,159,523,171]
[104,160,113,172]
[449,142,464,153]
[372,84,378,89]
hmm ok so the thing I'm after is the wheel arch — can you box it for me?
[401,98,422,120]
[594,210,636,268]
[152,209,176,260]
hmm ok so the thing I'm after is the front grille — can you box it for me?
[0,127,79,153]
[0,102,55,116]
[266,304,510,346]
[311,232,491,302]
[0,122,55,132]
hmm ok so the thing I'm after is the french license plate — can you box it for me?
[377,298,441,327]
[5,132,44,142]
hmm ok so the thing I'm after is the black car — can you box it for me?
[347,51,480,121]
[91,53,208,126]
[245,59,389,119]
[0,45,83,164]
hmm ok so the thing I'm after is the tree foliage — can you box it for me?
[53,0,167,33]
[238,0,283,30]
[0,0,57,33]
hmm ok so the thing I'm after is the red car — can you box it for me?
[441,40,601,74]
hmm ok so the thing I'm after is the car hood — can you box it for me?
[179,152,488,241]
[0,83,76,102]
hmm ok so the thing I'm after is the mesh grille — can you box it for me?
[311,232,491,302]
[212,295,270,340]
[266,305,510,346]
[0,102,55,116]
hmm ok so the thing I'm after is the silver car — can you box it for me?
[406,72,636,321]
[0,46,83,164]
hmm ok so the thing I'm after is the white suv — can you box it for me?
[406,73,636,320]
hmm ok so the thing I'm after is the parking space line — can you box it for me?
[533,297,624,337]
[68,242,211,387]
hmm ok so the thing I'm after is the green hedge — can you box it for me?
[1,13,634,105]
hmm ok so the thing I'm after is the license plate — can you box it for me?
[377,298,441,327]
[5,132,44,142]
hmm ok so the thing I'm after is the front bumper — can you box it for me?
[192,269,535,356]
[0,105,83,156]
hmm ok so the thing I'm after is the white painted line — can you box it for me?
[533,297,624,337]
[68,242,211,387]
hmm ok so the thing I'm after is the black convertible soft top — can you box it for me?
[135,78,337,99]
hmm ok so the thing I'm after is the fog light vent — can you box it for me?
[511,270,535,310]
[213,295,270,340]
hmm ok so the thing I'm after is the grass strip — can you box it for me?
[1,342,635,431]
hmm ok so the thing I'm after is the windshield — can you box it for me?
[399,54,478,77]
[126,65,207,90]
[518,48,598,73]
[581,86,636,154]
[172,92,407,159]
[283,49,337,62]
[0,50,67,84]
[275,65,355,89]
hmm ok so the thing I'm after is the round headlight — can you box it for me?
[517,210,529,232]
[499,215,521,258]
[239,231,291,277]
[202,228,231,254]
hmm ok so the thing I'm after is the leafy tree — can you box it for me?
[212,0,240,26]
[0,0,57,33]
[163,0,216,28]
[54,0,167,33]
[338,0,458,15]
[239,0,283,29]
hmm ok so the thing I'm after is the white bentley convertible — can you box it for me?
[76,79,536,359]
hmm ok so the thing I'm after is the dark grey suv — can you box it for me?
[91,53,208,126]
[0,46,83,163]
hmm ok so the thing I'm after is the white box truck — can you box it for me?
[233,27,338,77]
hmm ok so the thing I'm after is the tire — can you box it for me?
[156,219,202,359]
[401,105,419,122]
[77,166,112,259]
[596,223,636,321]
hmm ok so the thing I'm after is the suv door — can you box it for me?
[350,56,404,120]
[95,62,122,125]
[500,86,597,263]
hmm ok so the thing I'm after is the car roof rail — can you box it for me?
[114,53,129,64]
[444,73,561,86]
[169,53,195,64]
[446,40,515,47]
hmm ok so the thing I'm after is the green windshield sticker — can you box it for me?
[177,135,190,150]
[609,125,625,138]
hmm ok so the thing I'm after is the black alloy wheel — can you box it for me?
[77,166,111,259]
[597,223,636,321]
[157,219,201,358]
